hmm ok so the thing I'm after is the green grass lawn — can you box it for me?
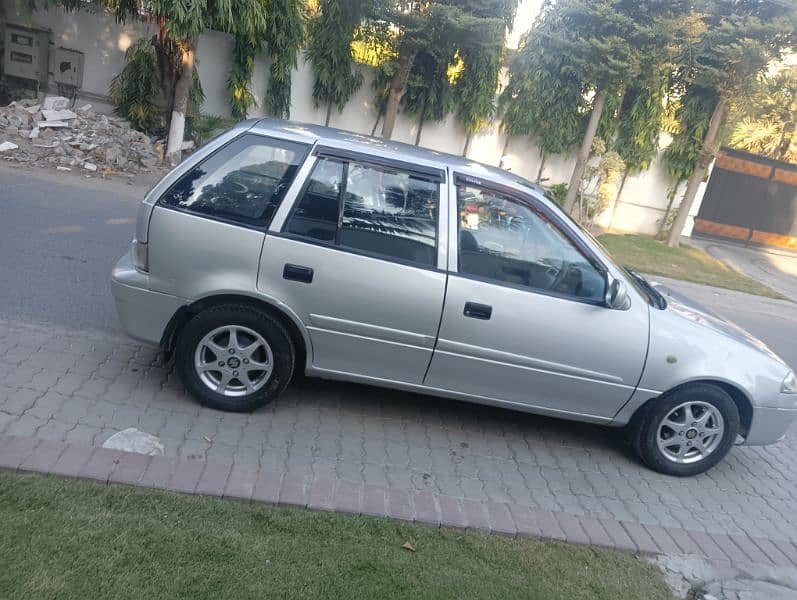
[0,472,675,600]
[597,234,785,299]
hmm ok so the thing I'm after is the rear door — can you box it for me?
[258,149,448,384]
[423,176,649,420]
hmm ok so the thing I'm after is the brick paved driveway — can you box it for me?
[1,316,796,545]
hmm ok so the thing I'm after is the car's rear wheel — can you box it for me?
[632,384,739,476]
[176,304,294,412]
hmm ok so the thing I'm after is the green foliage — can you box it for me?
[365,0,517,134]
[614,72,668,173]
[500,27,587,155]
[662,0,797,181]
[403,47,457,130]
[662,84,718,182]
[109,37,162,134]
[228,35,259,120]
[545,182,568,207]
[537,0,688,92]
[185,114,235,147]
[263,0,304,118]
[454,43,502,135]
[596,87,623,144]
[307,0,365,115]
[728,67,797,163]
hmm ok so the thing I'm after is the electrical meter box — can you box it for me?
[52,46,85,89]
[3,24,50,86]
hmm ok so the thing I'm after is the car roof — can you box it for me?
[248,117,545,195]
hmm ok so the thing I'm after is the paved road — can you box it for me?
[3,166,797,547]
[691,236,797,302]
[0,165,146,333]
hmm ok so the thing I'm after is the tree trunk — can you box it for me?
[381,54,412,139]
[324,102,333,127]
[666,97,727,247]
[415,99,427,146]
[535,150,547,183]
[563,88,608,214]
[462,132,473,157]
[499,135,510,168]
[165,38,198,166]
[154,21,178,135]
[371,108,382,136]
[606,169,628,232]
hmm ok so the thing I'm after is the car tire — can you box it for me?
[632,384,739,476]
[176,304,295,412]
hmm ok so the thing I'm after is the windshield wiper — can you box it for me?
[626,269,667,309]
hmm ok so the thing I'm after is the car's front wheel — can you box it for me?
[633,384,739,476]
[176,304,295,412]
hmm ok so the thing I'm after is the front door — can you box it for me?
[258,152,447,384]
[424,179,649,420]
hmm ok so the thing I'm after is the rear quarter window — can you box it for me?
[159,134,308,227]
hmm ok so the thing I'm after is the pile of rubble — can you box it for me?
[0,96,165,175]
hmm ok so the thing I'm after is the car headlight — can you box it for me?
[782,371,797,394]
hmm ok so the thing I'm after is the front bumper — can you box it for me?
[744,404,797,445]
[111,252,185,346]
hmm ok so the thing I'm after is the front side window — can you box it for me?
[457,183,605,301]
[160,134,308,226]
[285,157,439,267]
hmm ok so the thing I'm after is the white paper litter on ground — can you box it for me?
[102,427,165,456]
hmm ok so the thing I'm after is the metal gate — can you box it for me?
[694,148,797,249]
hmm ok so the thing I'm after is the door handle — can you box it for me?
[283,264,314,284]
[464,302,492,320]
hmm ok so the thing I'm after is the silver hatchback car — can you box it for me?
[112,118,797,476]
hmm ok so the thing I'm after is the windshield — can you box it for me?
[537,187,660,307]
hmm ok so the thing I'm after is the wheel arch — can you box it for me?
[160,293,310,371]
[630,379,754,438]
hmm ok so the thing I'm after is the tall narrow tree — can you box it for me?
[307,0,366,126]
[666,0,797,246]
[371,0,508,139]
[499,22,587,179]
[519,0,687,214]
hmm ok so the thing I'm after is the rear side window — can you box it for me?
[160,134,308,227]
[285,157,439,267]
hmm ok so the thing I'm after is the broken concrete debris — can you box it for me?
[0,96,166,175]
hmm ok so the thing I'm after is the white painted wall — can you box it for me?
[2,2,700,237]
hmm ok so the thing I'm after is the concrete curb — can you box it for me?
[1,433,793,571]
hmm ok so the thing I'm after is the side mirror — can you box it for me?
[605,276,630,310]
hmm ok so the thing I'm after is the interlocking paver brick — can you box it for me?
[195,460,231,496]
[461,498,490,531]
[0,435,41,471]
[79,448,124,483]
[139,455,178,489]
[361,484,387,517]
[49,443,94,478]
[485,501,516,536]
[223,463,258,501]
[686,530,729,561]
[579,517,613,548]
[333,480,363,515]
[386,488,414,522]
[307,477,336,511]
[19,439,65,473]
[110,452,152,486]
[598,518,637,552]
[751,537,793,567]
[7,316,797,564]
[556,512,590,545]
[168,458,204,494]
[278,472,310,507]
